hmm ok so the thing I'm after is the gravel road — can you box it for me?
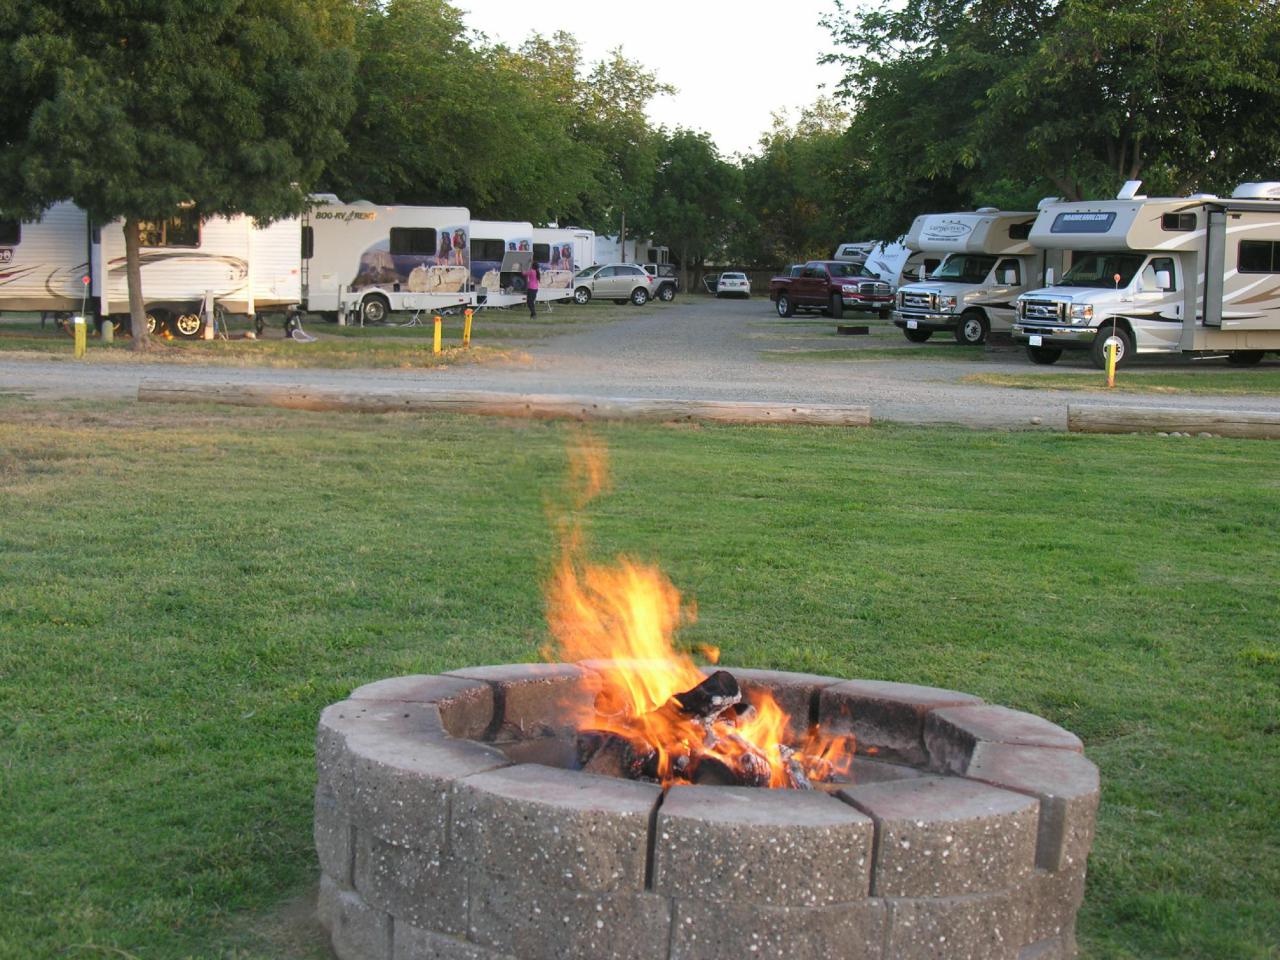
[4,296,1279,429]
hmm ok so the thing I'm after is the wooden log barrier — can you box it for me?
[138,380,872,427]
[1067,403,1280,440]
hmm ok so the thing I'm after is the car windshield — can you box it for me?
[1057,252,1146,288]
[826,263,866,279]
[930,255,996,284]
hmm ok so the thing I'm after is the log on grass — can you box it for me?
[1067,404,1280,440]
[137,380,872,426]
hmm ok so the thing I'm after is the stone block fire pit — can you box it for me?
[315,664,1097,960]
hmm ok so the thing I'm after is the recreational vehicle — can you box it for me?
[892,209,1053,345]
[533,227,595,304]
[594,235,669,266]
[834,240,927,290]
[0,202,91,317]
[302,196,471,324]
[470,220,534,309]
[1013,182,1280,368]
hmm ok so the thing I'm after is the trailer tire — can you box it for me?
[1226,350,1265,366]
[1090,323,1132,370]
[630,287,649,306]
[829,294,844,320]
[173,312,204,338]
[904,328,932,343]
[955,309,988,346]
[361,295,391,325]
[573,287,591,305]
[1027,345,1063,365]
[776,294,795,317]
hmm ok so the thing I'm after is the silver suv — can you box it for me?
[572,263,656,305]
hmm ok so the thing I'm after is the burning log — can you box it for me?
[672,670,741,720]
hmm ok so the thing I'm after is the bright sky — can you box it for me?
[457,0,848,158]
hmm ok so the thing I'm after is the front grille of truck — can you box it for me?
[858,281,891,297]
[900,291,936,310]
[1020,299,1066,322]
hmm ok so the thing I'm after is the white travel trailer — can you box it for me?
[533,227,595,304]
[469,220,534,309]
[892,209,1053,345]
[303,196,472,324]
[93,208,302,336]
[0,202,91,315]
[833,240,926,290]
[595,235,669,266]
[1013,182,1280,367]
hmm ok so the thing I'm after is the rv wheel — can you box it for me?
[173,312,204,338]
[361,296,390,324]
[144,310,168,336]
[573,287,591,305]
[1090,324,1132,370]
[955,310,989,346]
[904,328,932,343]
[1226,350,1265,366]
[1027,345,1063,365]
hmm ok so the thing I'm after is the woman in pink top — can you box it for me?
[525,262,540,318]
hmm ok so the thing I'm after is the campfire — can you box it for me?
[543,435,855,790]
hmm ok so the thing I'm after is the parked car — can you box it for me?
[572,263,655,305]
[716,272,751,298]
[769,261,893,319]
[642,263,679,301]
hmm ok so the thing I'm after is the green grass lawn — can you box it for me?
[1,399,1278,959]
[965,368,1280,396]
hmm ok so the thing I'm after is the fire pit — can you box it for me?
[315,663,1097,960]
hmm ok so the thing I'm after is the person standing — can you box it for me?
[525,261,540,318]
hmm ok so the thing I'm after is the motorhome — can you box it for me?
[0,202,91,316]
[1013,182,1280,367]
[834,240,928,290]
[470,220,535,309]
[892,209,1052,345]
[532,227,595,304]
[302,196,471,324]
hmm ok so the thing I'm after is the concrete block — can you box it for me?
[315,784,355,887]
[964,742,1099,871]
[350,675,496,741]
[886,891,1026,960]
[466,872,671,960]
[819,680,983,765]
[319,873,392,960]
[840,777,1039,897]
[925,705,1083,774]
[354,831,468,935]
[445,663,593,738]
[317,700,446,808]
[394,924,515,960]
[653,785,874,905]
[716,667,845,742]
[1017,866,1087,946]
[452,764,659,893]
[669,898,887,960]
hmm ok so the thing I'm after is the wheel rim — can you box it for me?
[632,289,647,304]
[175,313,202,336]
[962,317,982,342]
[575,289,589,304]
[365,300,386,323]
[1101,332,1125,362]
[661,287,674,301]
[777,297,788,316]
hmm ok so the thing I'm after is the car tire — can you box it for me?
[659,285,675,302]
[573,287,591,305]
[776,294,795,318]
[1027,345,1063,365]
[904,328,932,343]
[361,295,390,325]
[1226,350,1265,366]
[955,309,989,346]
[1090,323,1132,370]
[829,293,844,320]
[630,287,649,306]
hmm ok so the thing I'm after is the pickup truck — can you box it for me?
[770,261,894,319]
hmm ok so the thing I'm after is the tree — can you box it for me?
[649,130,741,290]
[0,0,356,348]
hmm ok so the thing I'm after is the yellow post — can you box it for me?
[73,314,87,359]
[1105,340,1117,388]
[463,308,474,347]
[433,314,442,355]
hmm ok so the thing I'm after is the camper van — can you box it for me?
[0,202,90,316]
[533,227,595,304]
[892,209,1051,345]
[1013,182,1280,367]
[470,220,535,309]
[302,196,471,324]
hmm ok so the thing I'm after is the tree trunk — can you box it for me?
[680,241,690,296]
[125,217,150,351]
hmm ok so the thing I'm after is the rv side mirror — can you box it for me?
[1155,270,1172,290]
[1002,269,1017,285]
[1045,268,1055,285]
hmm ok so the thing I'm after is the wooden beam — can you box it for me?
[1068,404,1280,440]
[137,380,872,427]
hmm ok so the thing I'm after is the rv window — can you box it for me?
[533,243,551,263]
[1161,212,1196,232]
[471,239,506,262]
[139,209,200,247]
[301,226,314,260]
[0,220,19,245]
[1050,212,1116,234]
[1008,221,1033,241]
[390,228,437,256]
[1238,240,1279,273]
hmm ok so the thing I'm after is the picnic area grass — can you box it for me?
[964,367,1280,396]
[1,398,1278,959]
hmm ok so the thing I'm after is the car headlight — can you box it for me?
[939,295,957,312]
[1070,304,1094,324]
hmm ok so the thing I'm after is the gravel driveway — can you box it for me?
[4,296,1279,429]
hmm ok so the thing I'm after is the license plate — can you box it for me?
[907,320,918,330]
[1029,335,1043,346]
